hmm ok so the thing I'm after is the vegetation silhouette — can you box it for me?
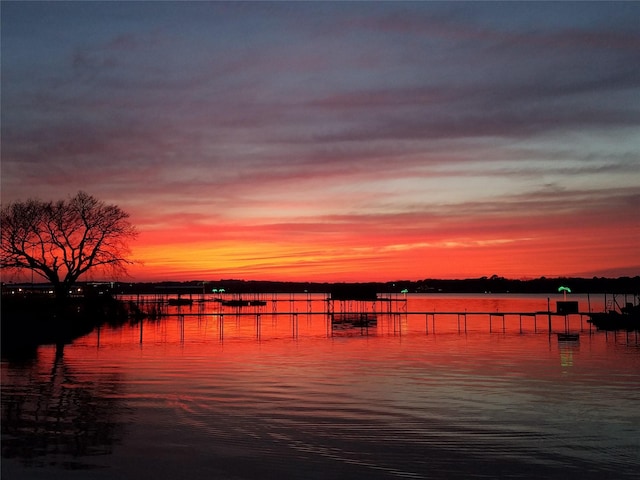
[1,192,137,358]
[1,191,137,301]
[0,287,141,361]
[109,276,640,296]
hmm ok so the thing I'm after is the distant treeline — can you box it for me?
[100,275,640,295]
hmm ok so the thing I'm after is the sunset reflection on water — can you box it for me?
[2,294,639,479]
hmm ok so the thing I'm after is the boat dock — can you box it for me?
[118,290,638,343]
[124,304,640,344]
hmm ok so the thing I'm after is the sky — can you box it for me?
[2,1,639,283]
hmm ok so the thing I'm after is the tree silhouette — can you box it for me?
[1,191,137,299]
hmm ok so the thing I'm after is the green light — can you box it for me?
[558,286,571,293]
[401,288,409,294]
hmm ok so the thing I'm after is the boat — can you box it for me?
[221,299,267,307]
[168,298,193,306]
[557,333,579,342]
[587,302,640,331]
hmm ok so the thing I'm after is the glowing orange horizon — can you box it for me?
[124,210,639,282]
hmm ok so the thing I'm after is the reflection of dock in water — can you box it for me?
[331,313,377,330]
[129,307,638,344]
[121,289,638,344]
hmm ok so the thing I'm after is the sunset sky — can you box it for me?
[2,1,639,282]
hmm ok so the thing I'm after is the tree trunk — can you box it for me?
[51,281,73,351]
[53,282,71,304]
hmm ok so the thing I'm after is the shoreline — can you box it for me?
[3,275,638,296]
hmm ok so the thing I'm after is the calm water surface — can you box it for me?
[2,294,639,479]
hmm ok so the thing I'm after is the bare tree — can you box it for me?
[1,191,137,299]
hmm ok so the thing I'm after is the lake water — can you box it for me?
[2,293,639,479]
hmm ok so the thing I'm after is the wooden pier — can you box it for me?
[127,306,640,343]
[416,310,592,334]
[119,291,639,344]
